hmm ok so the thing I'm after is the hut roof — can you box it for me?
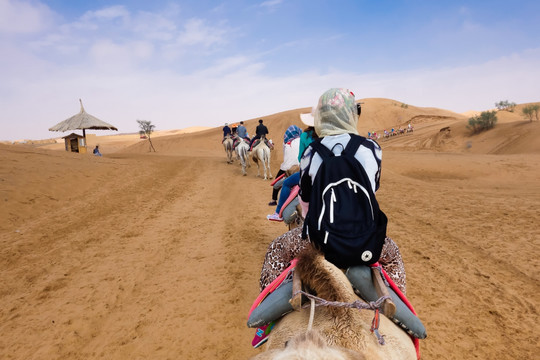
[62,133,84,139]
[49,99,118,132]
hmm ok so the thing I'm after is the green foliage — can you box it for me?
[522,104,540,121]
[495,100,516,112]
[137,119,155,136]
[467,111,498,134]
[400,103,408,108]
[137,119,156,152]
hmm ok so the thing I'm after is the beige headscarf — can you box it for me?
[314,88,359,137]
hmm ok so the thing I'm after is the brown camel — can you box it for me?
[251,246,417,360]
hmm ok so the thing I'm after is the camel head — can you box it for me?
[250,329,365,360]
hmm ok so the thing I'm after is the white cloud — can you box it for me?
[352,48,540,112]
[0,0,55,34]
[177,18,228,47]
[81,5,130,22]
[2,47,540,141]
[260,0,283,9]
[1,1,539,141]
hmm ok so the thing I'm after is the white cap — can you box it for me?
[300,113,314,127]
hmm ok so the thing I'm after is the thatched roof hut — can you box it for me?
[49,99,117,153]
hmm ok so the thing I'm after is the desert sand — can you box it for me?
[1,99,539,359]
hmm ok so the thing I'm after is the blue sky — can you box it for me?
[1,0,539,141]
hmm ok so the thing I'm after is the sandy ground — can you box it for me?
[1,100,539,359]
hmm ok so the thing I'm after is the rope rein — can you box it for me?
[293,290,390,345]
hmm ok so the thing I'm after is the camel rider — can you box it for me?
[237,121,249,140]
[223,123,232,140]
[250,119,269,148]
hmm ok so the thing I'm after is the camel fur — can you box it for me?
[253,245,416,360]
[235,137,251,176]
[223,135,234,164]
[251,329,365,360]
[251,135,273,180]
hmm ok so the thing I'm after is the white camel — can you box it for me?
[223,135,234,164]
[235,137,251,176]
[251,246,417,360]
[251,135,273,180]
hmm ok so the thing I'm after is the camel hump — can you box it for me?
[296,245,358,306]
[247,245,355,329]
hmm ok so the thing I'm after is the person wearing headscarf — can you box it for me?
[267,116,316,221]
[268,125,302,210]
[299,88,381,210]
[260,88,407,297]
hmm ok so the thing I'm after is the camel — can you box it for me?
[251,135,273,180]
[250,246,417,360]
[251,329,365,360]
[235,137,251,176]
[223,135,234,164]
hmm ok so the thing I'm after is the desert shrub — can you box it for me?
[401,103,408,108]
[467,111,498,133]
[522,104,540,121]
[137,119,156,152]
[495,100,516,112]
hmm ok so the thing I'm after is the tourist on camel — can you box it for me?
[259,88,407,296]
[267,125,302,218]
[250,119,269,149]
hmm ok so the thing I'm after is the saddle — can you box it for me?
[248,247,426,357]
[278,185,300,225]
[250,138,272,151]
[233,137,250,149]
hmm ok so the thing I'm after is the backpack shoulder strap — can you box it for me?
[308,138,334,161]
[342,134,365,157]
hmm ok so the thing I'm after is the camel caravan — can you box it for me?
[220,91,426,359]
[374,123,414,140]
[221,120,274,179]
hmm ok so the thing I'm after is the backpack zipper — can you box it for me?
[329,188,336,224]
[317,178,375,231]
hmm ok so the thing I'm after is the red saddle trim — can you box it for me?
[278,185,300,217]
[270,173,286,186]
[370,262,421,359]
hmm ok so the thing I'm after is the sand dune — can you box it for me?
[1,99,539,359]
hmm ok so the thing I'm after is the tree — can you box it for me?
[467,111,498,134]
[522,104,540,122]
[137,120,156,152]
[495,100,516,112]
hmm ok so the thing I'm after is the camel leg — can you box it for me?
[241,156,247,176]
[267,163,273,179]
[266,156,273,179]
[254,160,261,177]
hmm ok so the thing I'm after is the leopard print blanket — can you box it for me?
[259,227,407,295]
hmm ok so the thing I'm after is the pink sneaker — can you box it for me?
[252,321,275,348]
[267,213,283,222]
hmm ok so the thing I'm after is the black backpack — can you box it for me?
[302,134,387,268]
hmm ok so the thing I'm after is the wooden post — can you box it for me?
[289,269,303,310]
[371,267,396,318]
